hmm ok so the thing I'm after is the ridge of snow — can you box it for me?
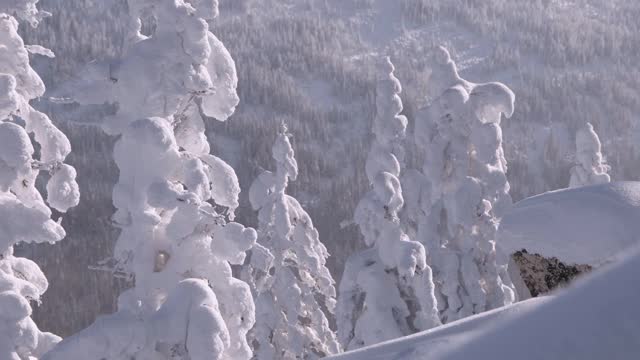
[499,181,640,265]
[327,296,549,360]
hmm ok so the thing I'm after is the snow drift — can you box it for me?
[499,181,640,265]
[326,297,549,360]
[432,247,640,360]
[329,246,640,360]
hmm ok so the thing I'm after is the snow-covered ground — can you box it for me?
[499,181,640,265]
[329,247,640,360]
[433,248,640,360]
[327,297,550,360]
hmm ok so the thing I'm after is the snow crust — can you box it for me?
[327,296,549,360]
[499,181,640,265]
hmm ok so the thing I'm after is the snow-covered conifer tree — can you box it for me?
[245,124,340,359]
[43,1,257,359]
[412,47,516,323]
[0,2,80,358]
[569,122,611,188]
[336,57,440,350]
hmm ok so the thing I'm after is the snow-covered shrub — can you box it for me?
[337,57,440,350]
[245,125,340,359]
[569,122,610,188]
[42,1,257,359]
[0,2,80,358]
[412,47,516,323]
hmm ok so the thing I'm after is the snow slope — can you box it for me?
[330,247,640,360]
[326,296,549,360]
[433,248,640,360]
[499,181,640,265]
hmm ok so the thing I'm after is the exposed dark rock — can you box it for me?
[512,249,592,297]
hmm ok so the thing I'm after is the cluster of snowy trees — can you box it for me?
[21,0,640,330]
[398,0,638,199]
[1,0,629,358]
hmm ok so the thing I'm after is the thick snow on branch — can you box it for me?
[337,57,440,351]
[41,1,253,359]
[569,122,610,188]
[0,3,78,359]
[42,279,230,360]
[411,46,516,324]
[245,126,340,359]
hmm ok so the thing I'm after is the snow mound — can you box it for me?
[327,297,549,360]
[499,181,640,265]
[433,248,640,360]
[331,246,640,360]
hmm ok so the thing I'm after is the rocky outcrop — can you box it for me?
[512,249,592,297]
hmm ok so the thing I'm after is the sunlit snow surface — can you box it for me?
[327,297,549,360]
[499,181,640,265]
[329,247,640,359]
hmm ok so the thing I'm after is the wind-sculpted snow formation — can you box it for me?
[408,46,516,324]
[42,1,257,359]
[432,248,640,360]
[329,245,640,360]
[0,1,80,358]
[499,181,640,266]
[337,57,440,351]
[244,125,340,359]
[569,122,610,188]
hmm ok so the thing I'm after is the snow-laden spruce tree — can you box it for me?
[0,2,80,358]
[569,122,611,188]
[411,46,516,323]
[43,1,257,359]
[245,124,340,359]
[337,57,440,350]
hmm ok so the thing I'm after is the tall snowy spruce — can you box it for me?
[43,1,258,359]
[245,125,340,359]
[411,46,517,324]
[337,57,440,350]
[0,1,80,358]
[569,122,611,188]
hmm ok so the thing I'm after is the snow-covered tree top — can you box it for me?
[372,56,407,155]
[273,123,299,187]
[59,0,239,136]
[0,2,79,254]
[576,123,605,166]
[569,122,610,188]
[429,47,515,126]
